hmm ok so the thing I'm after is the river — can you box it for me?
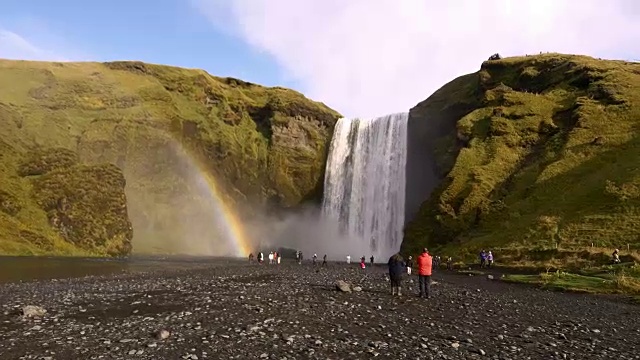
[0,255,240,283]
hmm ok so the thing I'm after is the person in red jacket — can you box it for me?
[417,248,433,298]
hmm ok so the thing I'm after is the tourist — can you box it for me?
[313,253,318,265]
[258,252,264,264]
[322,254,327,266]
[360,256,366,270]
[276,252,281,265]
[487,251,494,268]
[370,255,374,267]
[612,249,621,264]
[387,253,405,296]
[406,255,413,275]
[346,255,351,264]
[446,256,453,270]
[268,252,274,264]
[479,250,487,268]
[299,251,304,264]
[248,253,254,262]
[417,248,433,298]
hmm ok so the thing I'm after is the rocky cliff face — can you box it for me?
[403,54,640,262]
[0,59,340,256]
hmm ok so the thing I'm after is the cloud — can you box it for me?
[194,0,640,118]
[0,29,68,61]
[0,18,89,62]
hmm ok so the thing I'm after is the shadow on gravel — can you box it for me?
[67,302,185,322]
[230,274,276,284]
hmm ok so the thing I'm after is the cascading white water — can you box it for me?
[322,112,408,260]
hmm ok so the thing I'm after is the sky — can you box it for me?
[1,0,639,118]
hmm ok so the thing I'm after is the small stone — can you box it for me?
[156,329,170,340]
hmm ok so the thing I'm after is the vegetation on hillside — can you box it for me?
[0,145,131,256]
[403,54,640,272]
[0,59,340,256]
[503,262,640,297]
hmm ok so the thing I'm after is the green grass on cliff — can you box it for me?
[404,53,640,270]
[0,59,340,256]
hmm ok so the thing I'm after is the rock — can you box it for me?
[353,286,363,292]
[156,329,171,340]
[21,305,46,318]
[335,280,351,292]
[487,275,494,280]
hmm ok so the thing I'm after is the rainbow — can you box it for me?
[170,138,253,257]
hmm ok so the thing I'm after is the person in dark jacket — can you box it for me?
[387,253,405,296]
[406,255,413,275]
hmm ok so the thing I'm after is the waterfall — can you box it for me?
[322,112,408,260]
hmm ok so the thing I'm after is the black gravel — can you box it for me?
[0,260,639,359]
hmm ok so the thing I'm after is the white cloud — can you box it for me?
[0,29,71,61]
[194,0,640,118]
[0,17,90,62]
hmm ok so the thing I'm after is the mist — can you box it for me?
[78,125,239,257]
[125,137,238,257]
[243,203,380,262]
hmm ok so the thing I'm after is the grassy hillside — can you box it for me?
[0,59,340,256]
[403,53,640,269]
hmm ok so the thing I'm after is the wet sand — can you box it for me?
[0,259,638,359]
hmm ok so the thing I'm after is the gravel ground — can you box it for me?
[0,260,639,360]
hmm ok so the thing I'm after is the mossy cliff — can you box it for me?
[403,54,640,265]
[0,59,340,256]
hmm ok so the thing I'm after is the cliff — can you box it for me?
[403,53,640,265]
[0,59,341,256]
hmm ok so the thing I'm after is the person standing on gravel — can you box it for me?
[387,253,405,296]
[313,254,318,265]
[322,254,327,266]
[479,250,487,268]
[417,248,433,298]
[487,251,494,268]
[406,256,413,275]
[346,255,351,264]
[370,255,374,267]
